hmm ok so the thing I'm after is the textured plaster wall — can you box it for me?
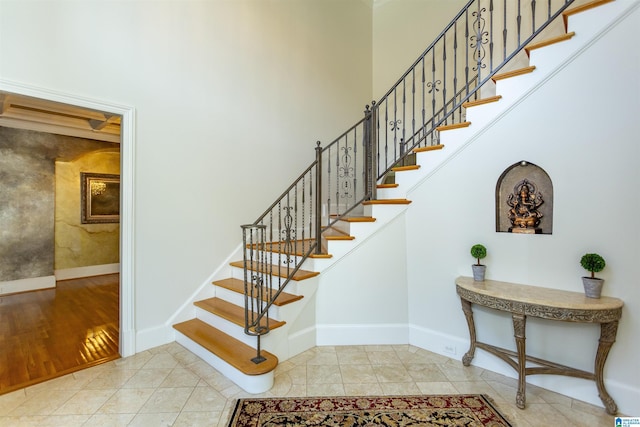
[0,127,119,286]
[55,151,120,270]
[0,129,55,281]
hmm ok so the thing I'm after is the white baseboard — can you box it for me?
[136,324,175,353]
[55,263,120,280]
[0,275,56,295]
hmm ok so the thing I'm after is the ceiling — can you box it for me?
[0,91,121,143]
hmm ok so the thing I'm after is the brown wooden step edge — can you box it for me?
[229,260,319,281]
[462,96,502,109]
[213,278,303,306]
[525,32,575,56]
[391,164,420,172]
[362,199,412,205]
[563,0,614,31]
[334,216,377,223]
[413,144,445,154]
[377,183,399,189]
[174,319,278,375]
[492,66,536,83]
[325,235,356,241]
[194,297,285,330]
[436,121,471,132]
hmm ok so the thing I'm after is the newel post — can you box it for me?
[364,102,378,200]
[314,141,323,255]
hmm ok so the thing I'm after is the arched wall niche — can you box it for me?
[496,161,553,234]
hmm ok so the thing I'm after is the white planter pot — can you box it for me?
[472,264,486,281]
[582,277,604,299]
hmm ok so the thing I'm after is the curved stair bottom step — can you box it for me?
[174,330,274,394]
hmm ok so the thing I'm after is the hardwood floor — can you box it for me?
[0,274,120,395]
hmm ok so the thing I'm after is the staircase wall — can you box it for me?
[404,3,639,414]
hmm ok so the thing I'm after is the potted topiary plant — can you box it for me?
[580,253,606,298]
[470,244,487,281]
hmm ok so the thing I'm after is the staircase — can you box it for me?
[173,0,634,394]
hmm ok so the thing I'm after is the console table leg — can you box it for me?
[512,313,527,409]
[460,299,476,366]
[596,321,619,415]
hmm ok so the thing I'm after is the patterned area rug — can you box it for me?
[227,394,512,426]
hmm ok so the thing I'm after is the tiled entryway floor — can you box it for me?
[0,343,615,426]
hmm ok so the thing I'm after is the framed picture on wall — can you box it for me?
[81,172,120,224]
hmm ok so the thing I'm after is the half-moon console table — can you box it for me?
[455,276,623,415]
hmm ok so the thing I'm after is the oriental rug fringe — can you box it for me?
[227,394,512,426]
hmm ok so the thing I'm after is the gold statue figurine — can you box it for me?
[507,179,543,233]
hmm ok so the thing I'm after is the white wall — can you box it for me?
[372,0,468,97]
[404,5,640,414]
[0,0,372,347]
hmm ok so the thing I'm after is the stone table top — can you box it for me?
[455,276,623,317]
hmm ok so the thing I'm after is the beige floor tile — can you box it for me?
[182,386,228,412]
[159,367,202,388]
[84,413,136,427]
[174,410,223,427]
[139,387,194,413]
[97,388,155,414]
[306,383,345,396]
[53,389,116,415]
[128,411,179,427]
[372,364,412,383]
[7,388,77,416]
[340,364,378,383]
[307,365,343,384]
[0,342,614,425]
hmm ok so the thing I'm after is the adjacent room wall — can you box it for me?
[55,150,120,276]
[0,127,121,293]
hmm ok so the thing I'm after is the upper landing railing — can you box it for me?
[242,0,577,363]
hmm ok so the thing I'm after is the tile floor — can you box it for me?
[0,343,616,426]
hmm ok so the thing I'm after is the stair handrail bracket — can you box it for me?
[240,0,578,364]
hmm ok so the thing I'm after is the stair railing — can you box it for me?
[242,0,576,363]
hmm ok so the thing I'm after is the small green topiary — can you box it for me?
[470,244,487,266]
[580,253,606,278]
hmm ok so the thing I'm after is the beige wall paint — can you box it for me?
[55,151,120,270]
[373,0,468,97]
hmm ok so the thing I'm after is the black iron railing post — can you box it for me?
[364,102,378,200]
[314,141,323,255]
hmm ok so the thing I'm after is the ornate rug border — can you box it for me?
[227,394,513,427]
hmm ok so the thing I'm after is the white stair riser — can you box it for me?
[175,331,274,394]
[212,286,287,319]
[195,306,284,354]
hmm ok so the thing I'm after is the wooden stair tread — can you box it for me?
[436,121,471,132]
[462,96,502,108]
[249,239,316,257]
[194,297,285,330]
[230,260,319,281]
[325,235,355,241]
[391,164,420,172]
[362,199,412,205]
[334,216,377,223]
[377,183,399,189]
[525,32,575,56]
[213,278,304,306]
[173,319,278,375]
[492,66,536,82]
[413,144,445,153]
